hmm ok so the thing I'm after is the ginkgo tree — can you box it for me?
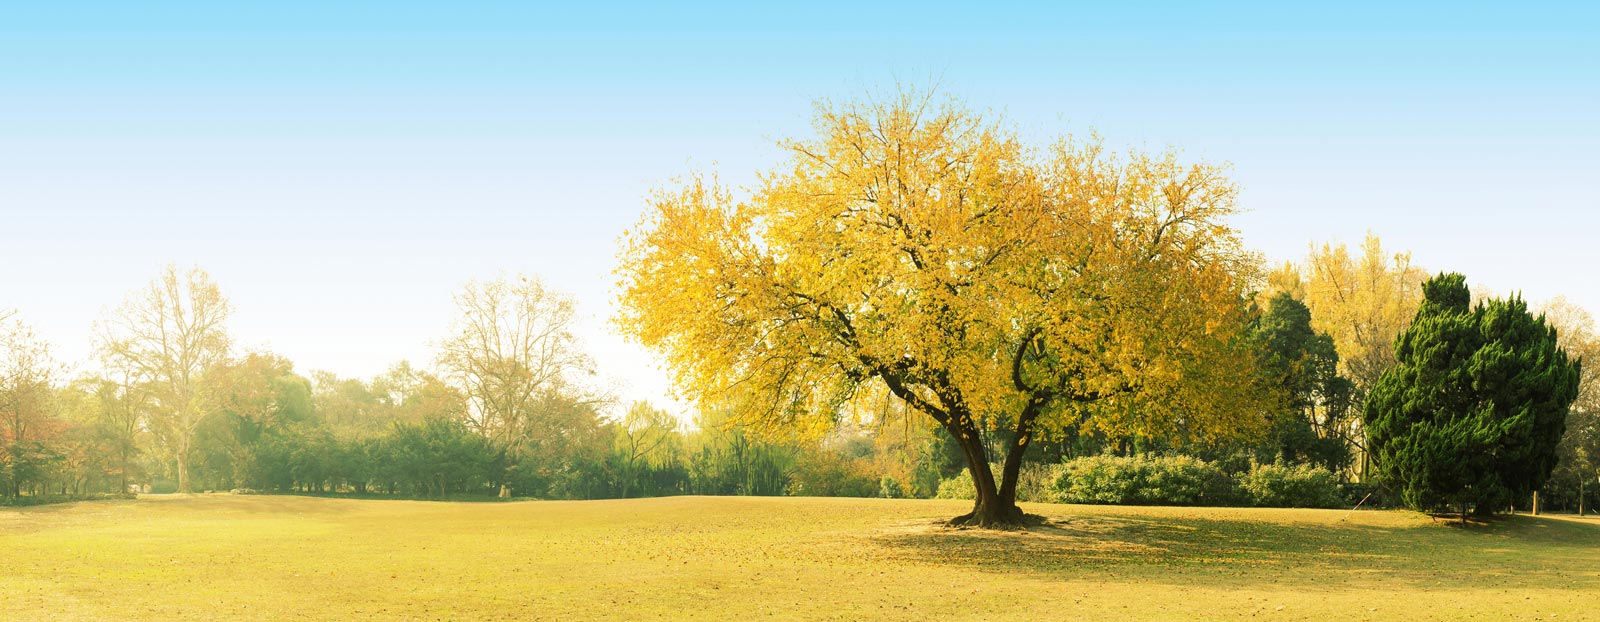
[616,92,1273,527]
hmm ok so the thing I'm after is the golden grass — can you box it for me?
[3,495,1596,621]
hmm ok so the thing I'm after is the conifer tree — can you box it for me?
[1365,273,1580,520]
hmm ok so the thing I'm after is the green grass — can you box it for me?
[3,495,1596,621]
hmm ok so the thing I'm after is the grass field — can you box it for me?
[3,495,1596,621]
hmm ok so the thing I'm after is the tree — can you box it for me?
[1365,273,1580,521]
[1274,234,1428,477]
[610,401,678,498]
[1539,297,1600,512]
[616,92,1271,527]
[98,265,232,494]
[0,317,63,498]
[88,366,151,493]
[438,276,600,482]
[209,353,314,488]
[1251,293,1354,473]
[438,276,607,496]
[1298,234,1428,402]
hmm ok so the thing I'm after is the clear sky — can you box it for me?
[3,2,1596,417]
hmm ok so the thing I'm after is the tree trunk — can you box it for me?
[946,420,1025,528]
[119,446,130,494]
[177,452,192,494]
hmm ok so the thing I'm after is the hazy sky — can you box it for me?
[3,2,1597,416]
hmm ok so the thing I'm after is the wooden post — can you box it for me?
[1580,478,1585,516]
[1532,490,1540,516]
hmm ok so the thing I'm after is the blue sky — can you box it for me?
[2,2,1597,414]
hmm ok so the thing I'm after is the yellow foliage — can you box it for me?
[616,92,1271,505]
[1297,233,1427,398]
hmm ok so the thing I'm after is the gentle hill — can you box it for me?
[3,495,1596,621]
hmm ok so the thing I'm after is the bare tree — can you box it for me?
[437,275,601,487]
[97,265,231,494]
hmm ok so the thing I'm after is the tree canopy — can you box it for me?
[616,92,1273,526]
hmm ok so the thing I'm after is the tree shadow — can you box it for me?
[869,505,1600,592]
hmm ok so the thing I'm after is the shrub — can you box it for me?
[789,453,877,498]
[931,463,1078,503]
[1238,461,1343,508]
[1053,454,1239,506]
[1014,463,1063,503]
[878,476,905,499]
[935,470,974,500]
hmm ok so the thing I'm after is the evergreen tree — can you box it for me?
[1365,273,1580,519]
[1252,293,1356,473]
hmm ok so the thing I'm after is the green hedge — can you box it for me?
[930,455,1346,509]
[1053,454,1240,506]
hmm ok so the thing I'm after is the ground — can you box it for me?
[2,495,1596,621]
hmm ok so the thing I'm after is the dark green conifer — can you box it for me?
[1365,273,1580,520]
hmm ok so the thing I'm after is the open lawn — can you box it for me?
[2,495,1597,621]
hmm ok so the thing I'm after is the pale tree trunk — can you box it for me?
[177,451,192,494]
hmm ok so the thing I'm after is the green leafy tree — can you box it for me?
[1365,273,1580,520]
[1251,293,1355,473]
[209,353,314,488]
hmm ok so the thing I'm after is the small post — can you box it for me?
[1532,490,1540,516]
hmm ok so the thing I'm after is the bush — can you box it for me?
[878,476,905,499]
[935,470,974,500]
[788,453,876,498]
[1052,454,1239,506]
[1238,461,1343,508]
[1015,463,1063,503]
[932,464,1058,502]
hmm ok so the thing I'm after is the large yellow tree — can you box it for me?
[616,93,1270,527]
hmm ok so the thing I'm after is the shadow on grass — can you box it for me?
[870,508,1600,592]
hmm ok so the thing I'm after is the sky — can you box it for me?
[2,2,1597,418]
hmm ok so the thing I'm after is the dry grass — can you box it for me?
[3,494,1596,621]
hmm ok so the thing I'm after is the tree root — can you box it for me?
[945,507,1048,531]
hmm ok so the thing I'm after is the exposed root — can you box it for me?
[945,508,1049,531]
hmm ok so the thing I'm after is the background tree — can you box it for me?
[1365,273,1580,520]
[1539,297,1600,512]
[1301,234,1428,400]
[609,401,678,498]
[0,317,63,499]
[1250,292,1354,473]
[616,92,1272,527]
[90,365,150,493]
[208,353,314,488]
[98,265,232,494]
[437,275,601,494]
[1272,234,1427,476]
